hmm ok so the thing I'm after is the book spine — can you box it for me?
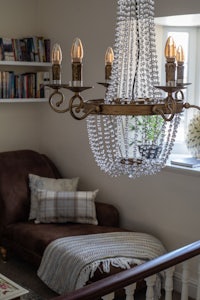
[0,72,2,98]
[44,39,51,62]
[2,37,15,61]
[38,37,46,62]
[43,71,50,98]
[0,38,4,61]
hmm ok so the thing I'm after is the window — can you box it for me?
[159,25,200,155]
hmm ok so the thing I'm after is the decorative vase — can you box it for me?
[138,145,161,159]
[186,112,200,158]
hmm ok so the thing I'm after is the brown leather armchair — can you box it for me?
[0,149,120,267]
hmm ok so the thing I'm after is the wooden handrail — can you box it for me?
[51,240,200,300]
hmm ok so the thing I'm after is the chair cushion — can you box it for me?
[35,189,98,225]
[2,222,125,264]
[28,174,79,220]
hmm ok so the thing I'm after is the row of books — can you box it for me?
[0,71,50,99]
[0,36,51,62]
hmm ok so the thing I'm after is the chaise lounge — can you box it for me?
[0,149,166,296]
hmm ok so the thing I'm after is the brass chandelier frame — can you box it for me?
[49,38,200,124]
[48,83,200,122]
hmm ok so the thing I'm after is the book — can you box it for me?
[12,38,23,61]
[38,36,46,62]
[0,38,4,60]
[2,37,15,61]
[0,273,28,299]
[32,36,40,62]
[44,38,51,62]
[43,71,51,98]
[26,37,35,61]
[36,71,45,98]
[171,157,200,168]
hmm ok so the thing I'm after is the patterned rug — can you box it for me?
[21,289,43,300]
[0,256,58,299]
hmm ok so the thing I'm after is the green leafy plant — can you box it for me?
[129,115,164,145]
[129,115,164,159]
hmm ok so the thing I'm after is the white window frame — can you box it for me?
[160,26,200,155]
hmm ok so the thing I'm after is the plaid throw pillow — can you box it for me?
[35,189,98,225]
[28,174,79,220]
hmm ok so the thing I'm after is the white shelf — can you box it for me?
[0,98,48,103]
[0,60,51,103]
[0,61,52,67]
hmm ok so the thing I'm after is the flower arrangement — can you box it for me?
[186,112,200,158]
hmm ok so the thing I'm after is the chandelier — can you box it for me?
[47,0,200,179]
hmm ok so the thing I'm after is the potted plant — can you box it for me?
[129,115,164,159]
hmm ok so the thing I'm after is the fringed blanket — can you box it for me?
[37,232,166,295]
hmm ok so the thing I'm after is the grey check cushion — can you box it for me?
[29,174,79,220]
[35,189,98,225]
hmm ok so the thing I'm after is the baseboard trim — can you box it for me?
[174,271,197,299]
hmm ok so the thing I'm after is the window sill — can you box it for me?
[164,154,200,177]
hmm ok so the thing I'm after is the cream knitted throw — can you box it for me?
[37,232,166,295]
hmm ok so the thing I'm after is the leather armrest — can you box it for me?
[95,202,119,227]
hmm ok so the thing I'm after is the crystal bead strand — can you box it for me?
[138,1,147,99]
[127,3,136,100]
[161,114,181,165]
[87,115,117,175]
[86,116,104,168]
[103,115,120,176]
[105,1,124,102]
[94,115,108,171]
[148,0,161,100]
[106,0,129,102]
[121,0,136,100]
[120,4,131,99]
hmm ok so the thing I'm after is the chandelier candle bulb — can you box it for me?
[165,36,176,86]
[71,37,83,86]
[105,47,114,82]
[176,45,185,84]
[51,43,62,84]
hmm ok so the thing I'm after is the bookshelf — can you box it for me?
[0,35,52,103]
[0,61,52,103]
[0,98,49,103]
[0,61,51,67]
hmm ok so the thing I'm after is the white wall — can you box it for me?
[154,0,200,17]
[0,0,43,152]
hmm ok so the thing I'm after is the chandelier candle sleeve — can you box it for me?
[105,47,114,81]
[165,36,176,86]
[176,45,185,84]
[51,43,62,84]
[71,38,83,86]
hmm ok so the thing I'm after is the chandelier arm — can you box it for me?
[49,90,69,113]
[152,106,175,122]
[184,103,200,111]
[175,90,184,100]
[69,93,98,120]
